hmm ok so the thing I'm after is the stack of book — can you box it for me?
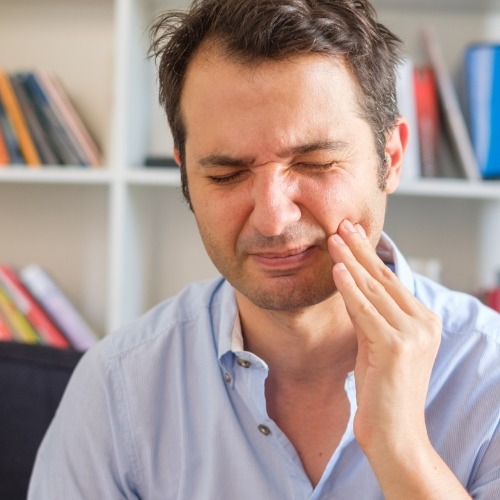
[0,263,98,351]
[0,70,102,168]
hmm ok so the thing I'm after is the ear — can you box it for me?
[384,117,410,194]
[173,148,182,167]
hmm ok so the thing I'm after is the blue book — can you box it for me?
[464,44,500,178]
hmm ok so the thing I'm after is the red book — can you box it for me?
[0,265,70,348]
[485,288,500,313]
[413,66,440,177]
[0,312,13,341]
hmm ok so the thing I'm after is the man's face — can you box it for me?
[178,50,402,311]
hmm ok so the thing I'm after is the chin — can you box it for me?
[238,278,337,312]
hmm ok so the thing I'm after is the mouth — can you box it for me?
[249,245,316,269]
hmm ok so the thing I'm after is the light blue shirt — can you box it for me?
[29,235,500,499]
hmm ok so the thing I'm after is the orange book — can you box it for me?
[0,124,9,166]
[0,69,41,167]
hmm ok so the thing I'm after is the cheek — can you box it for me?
[192,186,247,245]
[304,177,362,235]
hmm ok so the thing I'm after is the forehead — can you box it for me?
[180,47,367,161]
[181,45,360,112]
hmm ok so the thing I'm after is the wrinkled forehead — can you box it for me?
[179,45,374,170]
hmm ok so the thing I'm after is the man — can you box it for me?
[29,0,499,498]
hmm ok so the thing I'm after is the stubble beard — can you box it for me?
[240,273,338,311]
[198,221,339,311]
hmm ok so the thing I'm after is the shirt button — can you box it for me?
[258,424,271,436]
[223,373,232,383]
[237,358,251,368]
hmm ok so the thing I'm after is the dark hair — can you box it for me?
[149,0,403,204]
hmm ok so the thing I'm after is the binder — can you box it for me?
[464,44,500,178]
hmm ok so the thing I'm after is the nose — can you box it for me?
[249,168,301,237]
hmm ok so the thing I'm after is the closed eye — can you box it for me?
[295,161,337,171]
[207,170,247,184]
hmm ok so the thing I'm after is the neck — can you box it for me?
[235,290,357,382]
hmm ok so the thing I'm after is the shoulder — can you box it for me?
[415,274,500,421]
[415,274,500,404]
[104,277,228,354]
[74,277,232,383]
[414,274,500,345]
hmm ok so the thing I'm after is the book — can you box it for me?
[0,311,13,342]
[396,58,421,180]
[420,26,481,181]
[0,97,24,165]
[413,66,440,177]
[0,265,70,349]
[10,74,60,166]
[0,69,41,167]
[463,44,500,178]
[20,72,82,165]
[38,71,102,167]
[20,265,98,351]
[485,287,500,312]
[0,118,9,166]
[145,156,178,167]
[0,284,40,344]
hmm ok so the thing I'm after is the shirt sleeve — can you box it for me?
[27,342,139,499]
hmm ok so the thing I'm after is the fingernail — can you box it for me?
[342,219,356,232]
[332,234,345,245]
[356,224,367,238]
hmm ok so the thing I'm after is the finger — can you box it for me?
[332,261,395,343]
[330,233,412,330]
[334,220,424,316]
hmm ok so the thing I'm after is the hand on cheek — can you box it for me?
[327,219,442,460]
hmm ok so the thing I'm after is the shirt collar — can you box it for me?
[215,281,240,364]
[377,232,415,295]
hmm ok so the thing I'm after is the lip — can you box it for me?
[249,246,316,269]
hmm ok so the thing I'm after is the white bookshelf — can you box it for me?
[1,0,499,337]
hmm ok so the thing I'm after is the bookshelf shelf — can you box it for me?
[2,0,500,337]
[0,168,113,185]
[396,179,500,200]
[125,168,180,186]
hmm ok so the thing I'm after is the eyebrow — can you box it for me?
[199,154,255,168]
[280,140,349,158]
[197,140,349,169]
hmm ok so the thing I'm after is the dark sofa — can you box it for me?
[0,342,82,500]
